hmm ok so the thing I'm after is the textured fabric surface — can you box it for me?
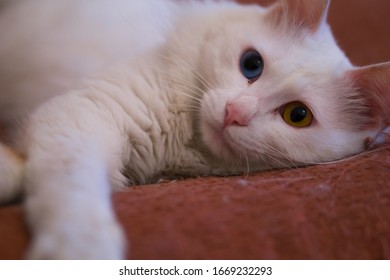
[0,0,389,260]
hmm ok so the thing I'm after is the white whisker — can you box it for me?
[159,53,214,91]
[262,143,298,169]
[244,152,250,178]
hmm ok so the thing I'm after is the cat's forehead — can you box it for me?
[209,8,351,77]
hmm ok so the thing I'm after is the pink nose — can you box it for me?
[224,96,258,127]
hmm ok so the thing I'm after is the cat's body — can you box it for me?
[0,0,389,259]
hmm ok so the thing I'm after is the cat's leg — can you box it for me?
[0,143,24,204]
[23,93,129,259]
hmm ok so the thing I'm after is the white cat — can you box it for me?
[0,0,389,259]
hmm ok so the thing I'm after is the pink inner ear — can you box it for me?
[348,62,390,128]
[266,0,330,33]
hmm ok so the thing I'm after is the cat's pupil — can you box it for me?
[240,49,264,82]
[244,56,260,71]
[290,106,307,123]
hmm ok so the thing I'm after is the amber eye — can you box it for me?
[282,101,313,128]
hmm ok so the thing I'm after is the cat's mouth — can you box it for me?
[201,118,243,160]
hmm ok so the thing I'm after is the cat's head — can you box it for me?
[183,0,390,170]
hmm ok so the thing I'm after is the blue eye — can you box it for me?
[239,49,264,82]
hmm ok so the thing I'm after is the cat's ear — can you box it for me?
[266,0,330,33]
[347,62,390,128]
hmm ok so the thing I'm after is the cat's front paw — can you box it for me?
[27,219,126,260]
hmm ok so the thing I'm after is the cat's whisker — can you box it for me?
[169,103,201,110]
[158,53,214,91]
[171,85,205,100]
[155,83,204,104]
[240,143,295,171]
[170,87,203,103]
[253,152,272,172]
[165,74,206,96]
[169,104,202,114]
[257,149,287,170]
[156,54,214,93]
[230,151,243,172]
[293,140,313,168]
[267,153,295,170]
[144,66,207,100]
[141,58,208,92]
[262,143,298,170]
[244,152,250,179]
[161,81,206,106]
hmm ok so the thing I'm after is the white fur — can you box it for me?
[0,0,377,259]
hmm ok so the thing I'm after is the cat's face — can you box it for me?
[194,0,390,170]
